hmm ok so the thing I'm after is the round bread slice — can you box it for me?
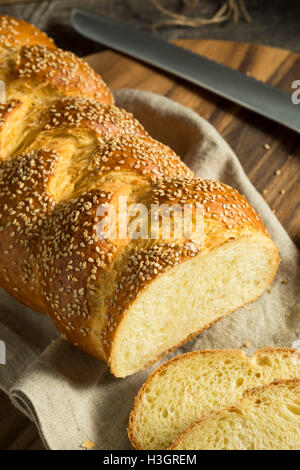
[170,379,300,450]
[128,348,300,449]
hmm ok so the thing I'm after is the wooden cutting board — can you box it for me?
[1,40,299,450]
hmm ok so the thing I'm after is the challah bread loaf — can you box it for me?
[129,348,300,449]
[170,379,300,450]
[0,16,279,377]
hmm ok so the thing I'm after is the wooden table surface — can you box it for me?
[0,39,300,450]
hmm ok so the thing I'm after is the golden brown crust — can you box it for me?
[0,100,22,155]
[0,16,112,103]
[38,188,117,356]
[0,100,22,127]
[128,347,298,449]
[152,177,268,234]
[93,134,194,181]
[0,15,55,49]
[44,97,145,138]
[14,45,113,102]
[0,149,58,312]
[168,378,300,450]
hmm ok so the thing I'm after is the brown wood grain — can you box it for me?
[1,39,299,450]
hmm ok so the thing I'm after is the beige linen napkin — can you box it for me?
[0,89,299,450]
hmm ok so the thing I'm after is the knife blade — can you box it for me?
[72,9,300,133]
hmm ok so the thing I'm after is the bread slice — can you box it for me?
[128,348,300,449]
[110,235,278,377]
[170,379,300,450]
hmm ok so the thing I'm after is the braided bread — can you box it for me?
[0,16,278,377]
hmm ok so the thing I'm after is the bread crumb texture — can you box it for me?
[129,348,300,449]
[171,379,300,450]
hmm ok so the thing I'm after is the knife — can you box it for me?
[72,9,300,134]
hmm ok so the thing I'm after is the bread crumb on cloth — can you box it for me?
[81,440,95,450]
